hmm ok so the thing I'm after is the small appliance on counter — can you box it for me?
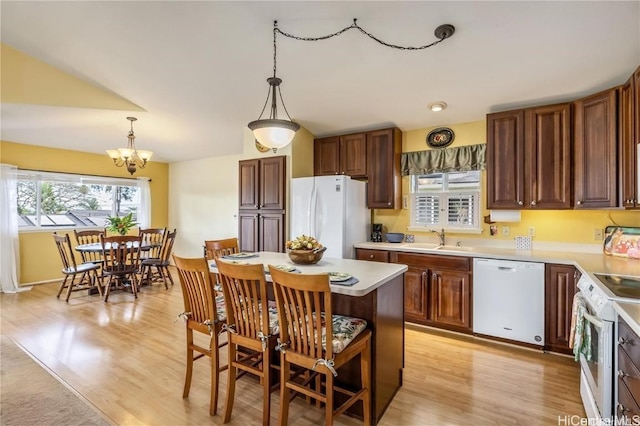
[371,223,383,242]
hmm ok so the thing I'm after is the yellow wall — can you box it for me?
[0,141,169,285]
[374,120,640,244]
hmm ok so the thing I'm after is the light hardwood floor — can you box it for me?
[1,270,585,425]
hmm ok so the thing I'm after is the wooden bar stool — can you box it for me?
[172,255,228,416]
[268,266,372,426]
[216,261,279,425]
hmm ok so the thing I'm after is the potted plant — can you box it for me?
[106,212,136,236]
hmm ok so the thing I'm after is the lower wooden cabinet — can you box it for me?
[544,264,578,354]
[355,248,389,263]
[617,318,640,421]
[390,251,472,333]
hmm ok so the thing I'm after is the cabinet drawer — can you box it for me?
[619,347,640,400]
[391,252,471,271]
[617,379,640,420]
[356,249,389,263]
[619,319,640,370]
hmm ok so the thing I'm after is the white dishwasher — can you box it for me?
[473,258,545,345]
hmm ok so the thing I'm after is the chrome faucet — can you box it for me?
[431,228,445,246]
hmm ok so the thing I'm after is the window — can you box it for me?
[16,170,141,230]
[410,171,481,231]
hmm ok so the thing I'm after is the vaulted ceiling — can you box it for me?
[1,1,639,162]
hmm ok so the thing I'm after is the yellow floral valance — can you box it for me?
[401,143,486,176]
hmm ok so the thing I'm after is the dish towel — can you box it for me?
[569,292,592,362]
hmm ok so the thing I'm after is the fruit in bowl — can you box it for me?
[286,235,326,264]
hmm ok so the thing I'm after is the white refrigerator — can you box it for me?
[291,175,370,259]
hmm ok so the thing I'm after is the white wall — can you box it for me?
[168,128,298,258]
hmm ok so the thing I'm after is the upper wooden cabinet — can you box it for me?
[574,88,618,209]
[314,127,402,209]
[238,156,286,211]
[620,74,638,208]
[314,133,367,178]
[487,103,571,209]
[367,128,402,209]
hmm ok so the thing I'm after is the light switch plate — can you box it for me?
[501,226,510,236]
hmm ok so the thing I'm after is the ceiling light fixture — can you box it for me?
[247,21,300,153]
[106,117,153,175]
[248,19,456,152]
[428,101,448,112]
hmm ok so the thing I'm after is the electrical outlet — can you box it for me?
[501,226,510,237]
[594,228,603,240]
[528,226,536,237]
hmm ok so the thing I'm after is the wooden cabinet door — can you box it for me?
[238,211,259,252]
[526,103,572,209]
[430,269,471,331]
[238,159,260,209]
[314,136,341,176]
[259,212,285,252]
[259,156,286,210]
[544,264,577,355]
[404,265,429,323]
[635,65,640,145]
[620,76,638,208]
[487,110,525,209]
[367,128,401,209]
[340,132,367,177]
[574,88,618,208]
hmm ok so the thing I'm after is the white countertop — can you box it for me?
[614,302,640,336]
[354,242,640,277]
[209,251,407,297]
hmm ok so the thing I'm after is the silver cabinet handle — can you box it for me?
[577,201,583,205]
[387,202,391,206]
[618,404,629,414]
[530,201,537,206]
[619,337,628,345]
[518,201,523,205]
[369,254,374,259]
[618,370,628,378]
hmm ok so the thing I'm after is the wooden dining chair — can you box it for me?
[172,255,228,416]
[53,232,102,302]
[204,237,240,287]
[139,227,166,260]
[100,234,143,302]
[268,267,372,426]
[216,261,279,425]
[73,229,105,266]
[140,229,176,289]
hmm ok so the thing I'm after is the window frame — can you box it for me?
[408,171,482,234]
[16,170,141,233]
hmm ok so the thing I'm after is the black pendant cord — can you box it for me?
[274,18,455,50]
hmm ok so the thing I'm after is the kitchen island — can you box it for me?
[210,252,407,424]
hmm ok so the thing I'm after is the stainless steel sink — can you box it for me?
[432,245,475,252]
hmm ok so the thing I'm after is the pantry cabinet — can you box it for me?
[574,88,619,209]
[238,156,286,252]
[620,71,639,209]
[486,103,571,209]
[544,264,579,355]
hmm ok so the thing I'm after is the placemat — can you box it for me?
[222,253,258,259]
[330,277,360,287]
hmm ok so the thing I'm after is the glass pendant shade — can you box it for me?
[249,118,300,149]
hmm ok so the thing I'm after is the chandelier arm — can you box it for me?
[274,18,454,50]
[255,85,272,120]
[277,86,294,122]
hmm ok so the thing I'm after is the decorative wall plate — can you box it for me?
[255,140,270,153]
[426,127,455,148]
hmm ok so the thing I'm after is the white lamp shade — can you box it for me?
[137,150,153,161]
[118,148,134,159]
[106,149,121,159]
[253,127,296,149]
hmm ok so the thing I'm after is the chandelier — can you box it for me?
[106,117,153,175]
[248,19,456,152]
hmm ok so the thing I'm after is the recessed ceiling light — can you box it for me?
[428,101,447,112]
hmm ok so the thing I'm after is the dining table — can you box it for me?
[209,251,408,424]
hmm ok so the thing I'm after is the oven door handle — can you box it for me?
[583,312,603,329]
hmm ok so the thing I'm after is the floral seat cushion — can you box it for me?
[323,314,367,353]
[215,294,226,322]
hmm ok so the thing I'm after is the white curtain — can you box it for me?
[137,177,151,229]
[0,164,25,292]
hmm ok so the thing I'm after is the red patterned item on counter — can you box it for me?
[603,226,640,259]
